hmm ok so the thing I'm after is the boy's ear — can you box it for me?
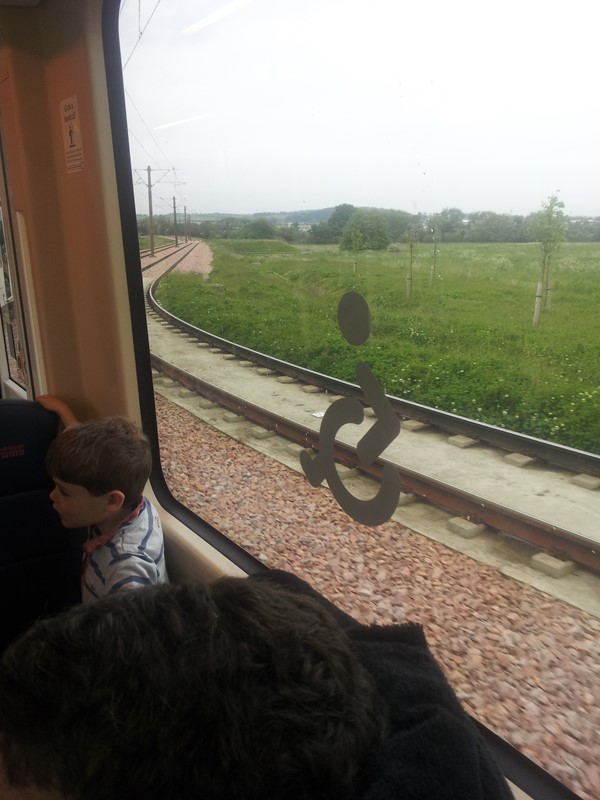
[105,490,126,513]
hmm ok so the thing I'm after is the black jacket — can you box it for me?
[254,570,513,800]
[352,622,513,799]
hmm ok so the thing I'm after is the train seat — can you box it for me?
[0,399,83,652]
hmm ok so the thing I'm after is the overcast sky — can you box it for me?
[118,0,599,218]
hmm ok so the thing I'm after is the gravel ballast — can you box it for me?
[155,394,600,800]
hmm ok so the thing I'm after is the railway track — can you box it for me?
[143,246,600,574]
[141,241,198,272]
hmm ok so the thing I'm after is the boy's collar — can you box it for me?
[85,497,144,546]
[81,498,145,590]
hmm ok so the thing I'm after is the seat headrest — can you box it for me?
[0,399,59,496]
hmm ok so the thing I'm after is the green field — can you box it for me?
[139,235,172,250]
[155,240,600,453]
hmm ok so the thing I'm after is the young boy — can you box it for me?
[38,395,168,603]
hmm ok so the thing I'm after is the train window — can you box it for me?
[0,145,28,396]
[118,3,599,799]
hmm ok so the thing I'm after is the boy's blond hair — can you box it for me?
[46,417,152,506]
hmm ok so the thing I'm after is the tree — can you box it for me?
[405,223,420,298]
[238,217,276,239]
[277,222,306,243]
[429,208,465,242]
[528,194,566,311]
[328,204,357,238]
[429,223,440,286]
[340,209,391,251]
[198,220,219,239]
[464,211,528,243]
[384,209,417,242]
[220,217,244,238]
[566,216,600,242]
[309,222,336,244]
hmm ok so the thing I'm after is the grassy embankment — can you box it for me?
[155,239,600,452]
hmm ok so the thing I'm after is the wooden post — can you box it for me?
[533,281,542,327]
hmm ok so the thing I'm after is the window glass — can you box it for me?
[0,188,27,390]
[119,4,600,799]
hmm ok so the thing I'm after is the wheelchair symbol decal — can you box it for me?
[300,292,401,526]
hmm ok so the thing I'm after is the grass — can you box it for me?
[139,235,172,250]
[155,240,600,453]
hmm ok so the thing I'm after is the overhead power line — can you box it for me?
[128,129,162,169]
[122,0,163,69]
[125,90,175,170]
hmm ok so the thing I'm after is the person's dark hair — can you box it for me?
[0,579,385,800]
[45,417,151,506]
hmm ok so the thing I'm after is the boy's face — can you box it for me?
[49,478,112,529]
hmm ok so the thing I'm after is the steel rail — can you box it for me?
[139,243,180,258]
[146,263,600,478]
[150,351,600,574]
[141,241,197,272]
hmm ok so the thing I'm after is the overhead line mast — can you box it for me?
[132,166,175,256]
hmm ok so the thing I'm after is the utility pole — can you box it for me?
[132,166,178,257]
[172,197,178,247]
[184,205,187,242]
[147,166,155,256]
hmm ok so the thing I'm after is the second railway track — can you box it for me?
[143,244,600,575]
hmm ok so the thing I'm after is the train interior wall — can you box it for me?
[0,0,235,583]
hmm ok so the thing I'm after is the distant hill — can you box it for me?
[188,208,335,225]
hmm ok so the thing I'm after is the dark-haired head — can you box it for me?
[0,578,385,800]
[45,417,151,506]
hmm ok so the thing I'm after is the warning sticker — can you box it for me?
[60,95,85,172]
